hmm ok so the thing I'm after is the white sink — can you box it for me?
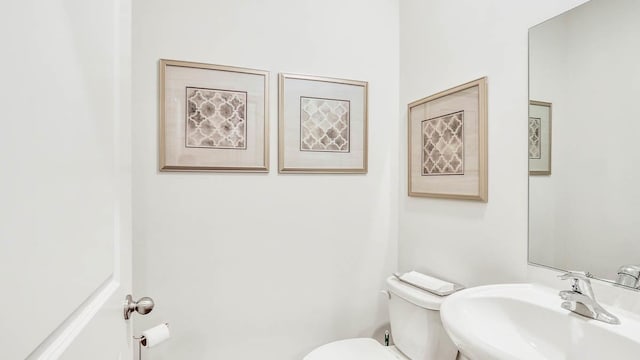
[440,284,640,360]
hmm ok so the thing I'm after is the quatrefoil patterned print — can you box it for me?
[422,111,464,175]
[300,97,350,152]
[186,87,247,149]
[528,117,541,159]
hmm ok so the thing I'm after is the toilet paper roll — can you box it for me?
[141,323,170,348]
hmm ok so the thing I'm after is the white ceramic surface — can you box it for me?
[304,277,459,360]
[441,284,640,360]
[303,339,407,360]
[386,276,458,359]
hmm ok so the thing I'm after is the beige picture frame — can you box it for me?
[408,77,488,201]
[159,59,269,172]
[278,73,368,174]
[528,100,552,176]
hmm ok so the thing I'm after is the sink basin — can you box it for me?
[440,284,640,360]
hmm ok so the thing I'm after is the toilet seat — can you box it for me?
[303,338,409,360]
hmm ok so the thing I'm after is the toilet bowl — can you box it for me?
[304,276,459,360]
[304,338,408,360]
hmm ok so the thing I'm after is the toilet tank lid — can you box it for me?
[386,276,447,310]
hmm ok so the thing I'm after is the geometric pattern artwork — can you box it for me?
[421,111,464,175]
[185,87,247,149]
[528,117,541,159]
[300,96,350,152]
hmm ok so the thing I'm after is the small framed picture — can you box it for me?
[408,78,488,201]
[528,100,551,175]
[278,73,368,173]
[159,59,269,172]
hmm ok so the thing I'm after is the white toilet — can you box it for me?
[304,276,459,360]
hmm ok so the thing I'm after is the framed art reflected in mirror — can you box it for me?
[528,100,551,176]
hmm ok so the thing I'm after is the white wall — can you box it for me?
[398,0,589,287]
[529,0,640,280]
[132,1,399,359]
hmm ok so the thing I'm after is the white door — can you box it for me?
[0,0,134,359]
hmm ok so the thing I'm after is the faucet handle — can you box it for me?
[558,271,594,297]
[558,271,592,282]
[616,265,640,288]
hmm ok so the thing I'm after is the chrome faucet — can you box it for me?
[615,265,640,288]
[558,271,620,325]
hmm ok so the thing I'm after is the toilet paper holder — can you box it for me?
[133,323,169,346]
[134,323,169,360]
[133,334,146,360]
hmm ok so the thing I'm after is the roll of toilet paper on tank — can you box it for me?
[141,323,170,348]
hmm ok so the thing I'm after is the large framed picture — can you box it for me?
[408,77,488,201]
[528,100,552,175]
[278,73,368,173]
[159,59,269,172]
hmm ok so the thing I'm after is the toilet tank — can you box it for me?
[386,276,458,360]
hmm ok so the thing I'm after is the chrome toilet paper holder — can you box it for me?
[133,323,169,360]
[133,334,146,360]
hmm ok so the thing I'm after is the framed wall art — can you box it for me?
[159,59,269,172]
[408,77,488,201]
[278,73,368,173]
[528,100,552,175]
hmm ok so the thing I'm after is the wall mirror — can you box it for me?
[528,0,640,289]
